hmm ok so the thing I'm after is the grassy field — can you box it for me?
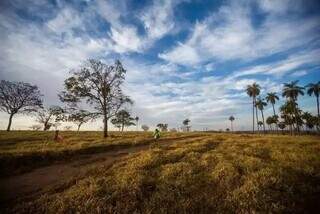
[1,131,320,213]
[0,131,201,176]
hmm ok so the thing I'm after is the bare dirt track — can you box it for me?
[0,134,206,206]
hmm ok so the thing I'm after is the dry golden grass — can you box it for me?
[1,131,320,213]
[0,131,202,176]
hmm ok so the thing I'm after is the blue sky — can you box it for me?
[0,0,319,131]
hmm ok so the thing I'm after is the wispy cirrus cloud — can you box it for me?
[159,0,320,66]
[231,48,320,78]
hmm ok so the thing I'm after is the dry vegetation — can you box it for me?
[0,131,200,176]
[1,131,320,213]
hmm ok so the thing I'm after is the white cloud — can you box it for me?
[122,57,284,130]
[92,0,187,53]
[232,48,320,78]
[46,7,83,34]
[159,0,320,66]
[107,26,144,53]
[95,0,124,27]
[140,0,185,39]
[258,0,305,14]
[159,42,200,66]
[290,70,307,77]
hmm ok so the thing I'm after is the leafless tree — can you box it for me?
[0,80,43,131]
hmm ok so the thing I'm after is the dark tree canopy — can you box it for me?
[111,109,135,132]
[59,59,132,137]
[183,119,190,126]
[36,106,65,131]
[0,80,43,131]
[141,124,149,132]
[182,119,191,132]
[157,123,168,132]
[68,109,97,131]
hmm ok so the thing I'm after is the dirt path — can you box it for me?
[0,135,206,204]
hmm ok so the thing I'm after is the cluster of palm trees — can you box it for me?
[246,81,319,134]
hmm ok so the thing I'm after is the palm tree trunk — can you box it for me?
[252,98,255,133]
[261,110,265,134]
[317,95,320,117]
[272,104,276,116]
[6,113,14,131]
[231,121,233,132]
[255,101,259,131]
[317,95,320,132]
[294,110,300,135]
[272,103,278,132]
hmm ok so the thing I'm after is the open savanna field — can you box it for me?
[0,131,320,213]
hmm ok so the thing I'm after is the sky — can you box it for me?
[0,0,320,131]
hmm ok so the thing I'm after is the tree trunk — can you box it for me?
[261,110,265,134]
[121,123,124,132]
[255,106,259,131]
[7,113,14,131]
[316,95,320,132]
[77,123,82,132]
[272,103,278,132]
[252,98,255,134]
[103,114,108,138]
[231,121,233,132]
[294,109,300,135]
[254,98,259,131]
[316,95,320,117]
[272,104,276,117]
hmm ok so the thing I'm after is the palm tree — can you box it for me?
[266,116,273,131]
[301,112,314,131]
[183,118,191,132]
[135,116,139,131]
[246,83,261,133]
[282,80,304,101]
[282,80,304,133]
[272,115,279,131]
[266,92,279,117]
[278,122,286,134]
[306,82,320,131]
[229,116,235,132]
[256,97,267,133]
[280,100,300,135]
[258,121,263,130]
